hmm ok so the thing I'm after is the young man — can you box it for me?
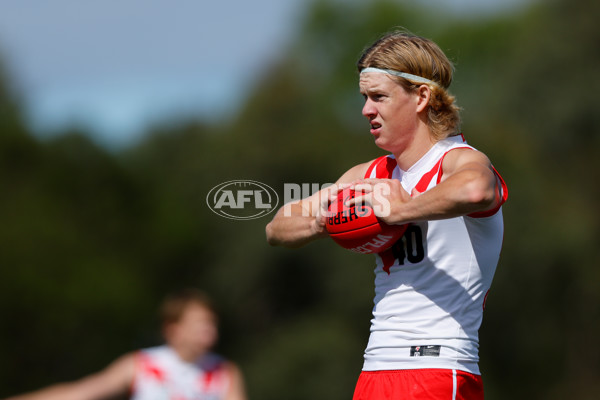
[266,30,507,399]
[4,289,247,400]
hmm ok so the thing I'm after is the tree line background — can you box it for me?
[1,0,599,399]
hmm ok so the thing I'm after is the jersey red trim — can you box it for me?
[435,146,473,185]
[414,146,508,218]
[414,158,443,193]
[437,148,508,218]
[467,166,508,218]
[412,146,472,194]
[364,155,397,179]
[364,147,507,219]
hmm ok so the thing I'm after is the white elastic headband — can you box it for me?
[360,67,438,87]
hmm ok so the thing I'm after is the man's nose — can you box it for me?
[362,99,376,119]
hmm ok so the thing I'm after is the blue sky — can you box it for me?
[0,0,531,148]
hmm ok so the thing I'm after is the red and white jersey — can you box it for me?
[361,134,508,374]
[131,346,231,400]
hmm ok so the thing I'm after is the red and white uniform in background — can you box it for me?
[362,134,508,375]
[131,346,230,400]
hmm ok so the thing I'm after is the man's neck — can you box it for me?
[171,345,206,363]
[393,129,437,171]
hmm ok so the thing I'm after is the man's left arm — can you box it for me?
[351,149,502,224]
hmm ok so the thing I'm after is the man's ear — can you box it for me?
[415,85,431,113]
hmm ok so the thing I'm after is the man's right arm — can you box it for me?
[265,161,371,248]
[265,191,330,248]
[3,353,135,400]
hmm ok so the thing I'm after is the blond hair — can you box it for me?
[357,29,461,140]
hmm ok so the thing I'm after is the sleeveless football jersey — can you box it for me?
[131,346,230,400]
[361,134,508,374]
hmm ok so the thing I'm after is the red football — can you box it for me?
[325,189,407,254]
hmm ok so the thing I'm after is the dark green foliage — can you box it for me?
[1,0,599,399]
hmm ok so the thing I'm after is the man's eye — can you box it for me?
[361,93,385,101]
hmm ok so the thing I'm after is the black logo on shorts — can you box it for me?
[410,345,441,357]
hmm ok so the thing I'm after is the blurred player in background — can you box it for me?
[266,29,507,399]
[3,288,247,400]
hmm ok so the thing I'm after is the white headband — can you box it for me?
[360,67,439,87]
